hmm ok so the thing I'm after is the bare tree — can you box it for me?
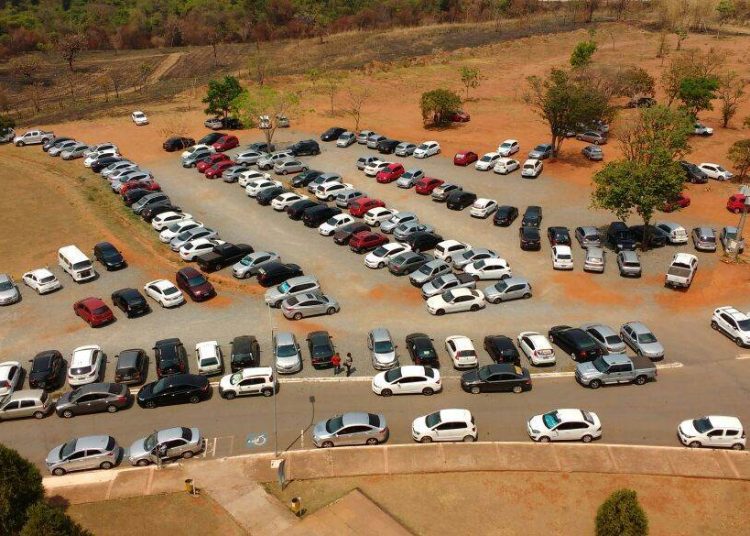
[321,71,344,116]
[716,71,746,128]
[107,69,125,99]
[248,52,271,87]
[56,34,87,72]
[344,87,370,132]
[9,55,41,83]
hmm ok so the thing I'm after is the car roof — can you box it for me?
[602,353,631,365]
[503,276,529,286]
[554,245,572,254]
[447,335,473,350]
[196,340,219,353]
[75,435,113,450]
[275,332,296,345]
[370,327,392,341]
[695,226,715,235]
[705,416,743,429]
[340,412,375,427]
[556,409,587,422]
[624,321,650,333]
[397,365,431,377]
[439,408,472,421]
[156,427,188,442]
[6,389,45,402]
[620,250,639,261]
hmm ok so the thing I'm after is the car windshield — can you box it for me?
[478,367,492,381]
[500,143,511,149]
[592,356,608,372]
[432,275,447,286]
[240,256,253,266]
[442,290,455,302]
[163,286,178,295]
[693,417,713,433]
[70,365,91,375]
[373,340,393,353]
[557,253,571,260]
[637,332,657,344]
[494,281,508,292]
[201,357,219,367]
[425,412,442,428]
[144,432,158,451]
[91,306,109,315]
[72,260,92,270]
[311,344,331,358]
[0,280,13,291]
[418,264,433,275]
[61,440,77,459]
[605,335,621,345]
[325,415,344,433]
[480,155,492,162]
[31,357,51,373]
[534,145,546,151]
[372,247,389,257]
[229,372,243,386]
[152,379,168,394]
[276,344,297,358]
[187,275,206,286]
[417,144,428,150]
[542,411,560,429]
[325,217,339,225]
[384,368,402,382]
[278,281,291,293]
[737,319,750,331]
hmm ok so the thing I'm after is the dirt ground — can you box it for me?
[267,471,750,535]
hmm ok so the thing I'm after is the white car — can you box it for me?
[412,409,477,443]
[22,268,62,294]
[131,111,149,125]
[551,245,574,270]
[67,345,104,386]
[181,144,215,159]
[364,207,397,226]
[364,243,411,269]
[159,220,202,243]
[371,366,442,396]
[434,240,472,263]
[151,212,192,231]
[464,258,512,280]
[319,214,356,236]
[364,160,389,177]
[83,149,119,167]
[521,159,543,178]
[711,306,750,347]
[101,161,137,178]
[245,179,282,197]
[219,367,276,398]
[143,279,185,308]
[413,141,441,159]
[527,408,602,443]
[475,152,501,171]
[0,361,21,396]
[470,198,498,218]
[195,341,224,376]
[179,238,225,261]
[497,139,520,156]
[517,332,556,366]
[445,336,479,369]
[426,288,486,316]
[656,221,688,244]
[84,142,117,157]
[698,162,733,181]
[272,192,307,211]
[677,415,746,450]
[493,158,520,175]
[316,182,353,201]
[238,170,272,187]
[693,122,713,136]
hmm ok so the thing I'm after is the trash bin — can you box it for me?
[185,479,195,495]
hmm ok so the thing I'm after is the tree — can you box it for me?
[56,34,87,72]
[0,115,16,138]
[595,489,649,536]
[655,32,670,65]
[615,66,655,98]
[320,71,344,116]
[661,49,726,106]
[744,116,750,129]
[248,53,271,87]
[618,105,693,164]
[727,140,750,180]
[0,443,45,534]
[21,502,91,536]
[344,87,370,132]
[9,55,41,83]
[678,75,719,117]
[570,40,597,69]
[525,68,612,156]
[582,0,599,22]
[716,72,746,128]
[460,66,481,100]
[674,27,688,51]
[203,76,243,120]
[715,0,735,37]
[420,89,462,126]
[231,86,300,145]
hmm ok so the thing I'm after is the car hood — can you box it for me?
[461,369,480,384]
[46,444,64,465]
[421,281,439,294]
[528,415,545,433]
[639,341,664,356]
[190,281,213,295]
[29,369,51,383]
[373,350,397,365]
[576,361,598,377]
[678,420,698,437]
[312,421,330,440]
[411,416,429,434]
[265,288,285,302]
[55,391,74,408]
[276,354,300,367]
[137,383,154,401]
[128,438,150,460]
[0,287,19,300]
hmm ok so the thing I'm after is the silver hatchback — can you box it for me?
[368,328,398,370]
[584,247,605,273]
[312,412,389,448]
[128,426,204,466]
[273,332,302,374]
[581,323,627,354]
[281,292,340,320]
[409,259,451,287]
[396,169,424,188]
[617,250,641,277]
[483,277,532,303]
[46,435,122,475]
[0,389,53,421]
[264,276,320,307]
[692,226,717,252]
[381,212,418,234]
[232,251,280,279]
[575,226,602,248]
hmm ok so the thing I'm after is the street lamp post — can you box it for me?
[267,303,279,457]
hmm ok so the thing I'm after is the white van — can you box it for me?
[58,245,96,282]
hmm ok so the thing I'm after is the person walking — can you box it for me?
[344,352,353,377]
[331,353,341,375]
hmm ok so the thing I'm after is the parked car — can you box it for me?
[363,207,396,226]
[475,152,501,171]
[307,330,336,369]
[576,353,656,389]
[372,366,441,396]
[194,340,223,376]
[212,134,239,152]
[394,222,434,242]
[413,141,441,158]
[726,193,748,214]
[677,416,746,450]
[219,367,275,398]
[197,243,254,273]
[720,226,745,254]
[376,163,405,183]
[409,259,451,287]
[665,252,698,289]
[527,409,601,443]
[289,139,320,156]
[93,242,126,271]
[426,288,486,315]
[114,349,148,385]
[520,227,542,250]
[356,155,380,170]
[680,161,709,183]
[264,276,320,308]
[137,374,211,408]
[421,273,476,299]
[446,191,477,211]
[461,363,531,394]
[28,350,63,390]
[67,345,105,386]
[321,127,347,141]
[483,335,520,365]
[381,212,418,234]
[336,132,356,147]
[453,150,478,166]
[581,323,627,354]
[395,142,417,156]
[411,409,476,443]
[364,243,412,269]
[45,435,122,475]
[494,205,518,227]
[273,332,302,374]
[175,267,216,301]
[497,139,520,157]
[431,182,462,202]
[517,332,556,366]
[313,412,389,448]
[698,162,733,181]
[521,206,542,227]
[257,262,304,288]
[287,199,320,220]
[656,222,688,244]
[662,193,691,212]
[349,231,388,253]
[493,158,520,175]
[415,177,444,195]
[232,251,280,279]
[445,335,479,369]
[547,326,601,362]
[73,297,115,327]
[607,221,636,251]
[583,247,606,273]
[144,279,185,307]
[693,122,714,136]
[163,136,195,152]
[582,145,603,161]
[620,321,664,359]
[627,96,656,108]
[111,288,150,317]
[22,268,61,295]
[55,382,131,418]
[388,251,433,275]
[281,293,339,320]
[128,427,204,466]
[521,159,543,178]
[377,139,401,154]
[691,226,717,252]
[453,248,498,270]
[551,245,574,270]
[14,129,54,147]
[0,274,20,305]
[576,131,607,144]
[464,258,512,281]
[367,134,387,150]
[0,390,53,421]
[368,328,398,370]
[483,277,532,303]
[528,144,553,159]
[405,333,439,367]
[319,213,356,236]
[229,335,261,371]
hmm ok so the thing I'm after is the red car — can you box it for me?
[350,197,386,217]
[120,179,161,196]
[196,153,229,173]
[204,160,234,179]
[453,151,478,166]
[450,110,471,122]
[727,193,748,214]
[212,135,239,152]
[415,177,444,195]
[662,192,691,212]
[175,267,216,302]
[376,163,405,183]
[73,297,115,327]
[349,231,389,253]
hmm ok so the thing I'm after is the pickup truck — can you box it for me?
[197,243,254,272]
[13,129,54,146]
[575,353,657,389]
[665,253,698,288]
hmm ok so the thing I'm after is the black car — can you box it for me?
[627,96,656,108]
[153,338,188,378]
[333,222,370,245]
[320,127,347,141]
[548,325,602,362]
[111,288,150,317]
[198,132,225,145]
[43,136,73,152]
[494,205,519,227]
[230,335,260,372]
[376,139,400,154]
[629,225,668,248]
[446,191,477,211]
[288,199,321,220]
[141,203,182,223]
[28,350,63,390]
[93,242,126,270]
[302,205,341,228]
[521,206,542,227]
[547,226,571,246]
[291,169,323,188]
[197,242,254,272]
[114,349,149,385]
[248,141,275,153]
[55,382,132,417]
[163,136,195,152]
[406,231,443,252]
[122,188,150,206]
[289,139,320,156]
[137,374,211,408]
[607,221,636,250]
[405,332,439,367]
[257,186,287,206]
[257,262,303,287]
[460,364,532,394]
[519,226,541,250]
[680,161,709,184]
[484,335,521,365]
[307,330,335,369]
[91,156,123,173]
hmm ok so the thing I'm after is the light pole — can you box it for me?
[267,303,279,456]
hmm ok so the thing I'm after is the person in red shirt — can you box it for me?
[331,353,341,375]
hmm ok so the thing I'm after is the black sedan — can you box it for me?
[460,364,532,394]
[141,203,182,223]
[55,382,131,418]
[257,186,287,206]
[680,161,709,184]
[519,226,541,251]
[307,330,335,369]
[94,242,126,270]
[548,325,602,362]
[333,222,370,245]
[547,226,571,246]
[28,350,64,390]
[230,335,261,372]
[91,156,123,173]
[483,335,521,365]
[405,332,439,367]
[163,136,195,152]
[287,199,321,220]
[446,191,477,211]
[494,205,518,227]
[320,127,347,141]
[629,225,668,248]
[521,206,542,227]
[292,170,324,188]
[376,139,400,154]
[257,262,303,287]
[137,374,211,408]
[111,288,150,317]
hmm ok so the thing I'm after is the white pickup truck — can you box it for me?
[13,129,54,147]
[665,253,698,289]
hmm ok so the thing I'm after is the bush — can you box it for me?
[21,502,92,536]
[0,443,45,534]
[595,489,649,536]
[420,88,462,125]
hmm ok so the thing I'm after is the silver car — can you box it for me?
[336,189,366,208]
[575,226,602,248]
[128,426,204,466]
[381,212,418,234]
[257,150,294,170]
[431,183,462,202]
[132,192,169,214]
[61,142,90,160]
[584,247,605,273]
[617,250,641,277]
[356,155,380,170]
[581,323,627,354]
[101,161,137,177]
[46,435,122,475]
[368,328,398,370]
[422,273,476,299]
[393,222,433,241]
[273,332,302,374]
[483,277,532,303]
[170,227,217,251]
[182,148,212,167]
[312,412,389,448]
[0,273,21,305]
[692,226,717,252]
[307,172,342,193]
[264,276,320,307]
[396,168,425,188]
[274,160,308,175]
[48,139,78,156]
[235,149,266,165]
[620,321,664,359]
[357,130,375,144]
[281,292,340,320]
[409,259,451,287]
[367,134,386,149]
[395,142,417,156]
[453,248,498,270]
[0,389,53,421]
[222,165,249,183]
[232,251,280,279]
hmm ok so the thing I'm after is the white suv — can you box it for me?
[219,367,276,399]
[711,306,750,347]
[677,415,746,450]
[411,409,477,443]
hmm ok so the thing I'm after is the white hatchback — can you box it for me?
[521,159,543,178]
[445,336,478,369]
[433,240,472,263]
[319,214,356,236]
[179,238,225,261]
[497,139,520,156]
[412,409,477,443]
[238,170,271,188]
[152,212,192,231]
[364,207,397,227]
[677,415,746,450]
[494,158,520,175]
[475,152,501,171]
[195,341,224,376]
[246,179,282,197]
[159,220,202,243]
[67,345,104,386]
[464,258,512,280]
[517,331,556,366]
[413,141,440,159]
[551,245,574,270]
[22,268,62,295]
[371,366,441,396]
